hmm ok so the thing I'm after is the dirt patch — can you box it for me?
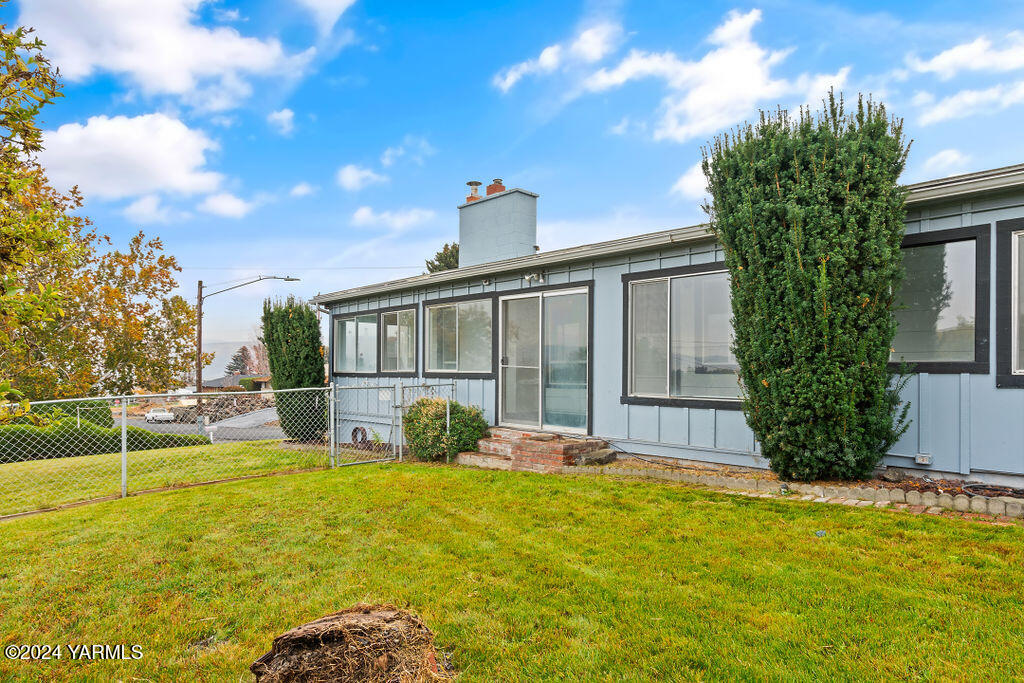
[251,604,453,682]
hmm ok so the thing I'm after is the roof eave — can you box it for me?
[313,163,1024,305]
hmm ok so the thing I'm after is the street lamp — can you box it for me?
[195,275,300,395]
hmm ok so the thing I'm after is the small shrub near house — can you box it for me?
[403,397,488,462]
[0,419,210,463]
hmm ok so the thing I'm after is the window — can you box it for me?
[892,240,976,362]
[426,300,492,373]
[381,309,416,373]
[626,266,739,403]
[334,313,377,373]
[894,226,989,374]
[997,218,1024,387]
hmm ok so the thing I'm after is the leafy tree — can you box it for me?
[261,296,326,441]
[4,226,208,398]
[702,92,911,481]
[0,20,78,389]
[425,242,459,273]
[249,341,270,374]
[225,346,253,374]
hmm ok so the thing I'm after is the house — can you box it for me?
[313,168,1024,485]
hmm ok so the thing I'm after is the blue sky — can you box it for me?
[6,0,1024,375]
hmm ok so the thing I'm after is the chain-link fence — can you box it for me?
[0,383,458,517]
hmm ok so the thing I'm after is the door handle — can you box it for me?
[500,356,509,366]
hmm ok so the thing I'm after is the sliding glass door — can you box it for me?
[500,289,589,432]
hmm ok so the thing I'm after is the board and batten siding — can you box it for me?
[330,186,1024,478]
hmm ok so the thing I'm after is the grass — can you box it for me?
[1,465,1022,681]
[0,440,328,516]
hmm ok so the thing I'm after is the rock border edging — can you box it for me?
[560,465,1024,519]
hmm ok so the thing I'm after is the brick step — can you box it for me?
[487,427,545,441]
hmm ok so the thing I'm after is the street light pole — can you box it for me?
[194,274,300,397]
[196,279,204,394]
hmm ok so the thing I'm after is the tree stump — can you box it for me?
[251,604,451,682]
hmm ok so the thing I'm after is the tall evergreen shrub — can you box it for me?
[261,297,326,441]
[703,92,911,481]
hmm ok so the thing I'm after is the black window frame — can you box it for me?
[422,293,499,380]
[891,224,990,375]
[379,307,419,375]
[996,217,1024,388]
[330,304,419,378]
[621,261,742,411]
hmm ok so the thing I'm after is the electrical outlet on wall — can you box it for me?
[915,453,933,465]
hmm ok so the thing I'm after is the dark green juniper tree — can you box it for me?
[702,91,911,481]
[261,296,326,441]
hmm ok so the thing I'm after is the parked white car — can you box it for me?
[145,408,175,423]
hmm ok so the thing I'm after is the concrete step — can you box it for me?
[575,448,617,466]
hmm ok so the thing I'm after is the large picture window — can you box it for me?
[892,240,976,362]
[334,313,377,373]
[381,308,416,373]
[625,265,739,404]
[426,300,492,373]
[894,225,989,374]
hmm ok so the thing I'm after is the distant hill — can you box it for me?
[203,341,251,381]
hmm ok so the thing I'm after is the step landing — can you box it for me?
[459,427,615,474]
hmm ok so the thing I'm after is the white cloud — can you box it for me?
[920,80,1024,124]
[908,31,1024,80]
[351,206,435,231]
[290,182,317,197]
[380,135,436,167]
[198,192,255,218]
[570,23,622,62]
[608,117,630,135]
[920,149,972,177]
[41,113,222,200]
[336,164,388,191]
[670,162,707,200]
[493,21,623,92]
[123,194,172,224]
[19,0,314,111]
[295,0,357,36]
[267,108,295,135]
[582,9,849,143]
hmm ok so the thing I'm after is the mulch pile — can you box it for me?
[251,604,453,682]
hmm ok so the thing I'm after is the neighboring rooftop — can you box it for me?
[313,163,1024,305]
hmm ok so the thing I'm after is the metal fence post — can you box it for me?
[396,380,403,462]
[120,398,128,498]
[328,385,336,469]
[445,392,451,463]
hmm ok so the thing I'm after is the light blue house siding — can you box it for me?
[327,186,1024,481]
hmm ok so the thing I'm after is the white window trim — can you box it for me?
[627,269,738,401]
[380,308,416,373]
[1013,230,1024,375]
[425,299,493,374]
[334,312,378,374]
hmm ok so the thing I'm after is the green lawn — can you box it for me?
[1,465,1022,681]
[0,440,328,516]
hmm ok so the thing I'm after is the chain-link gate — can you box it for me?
[329,382,456,463]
